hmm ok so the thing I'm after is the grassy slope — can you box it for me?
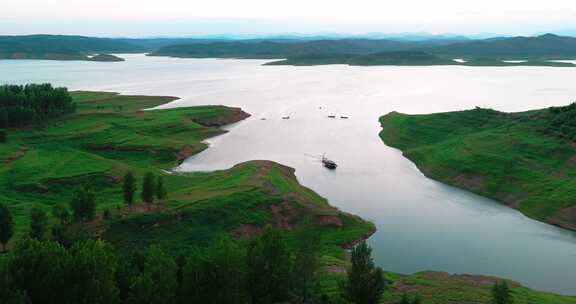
[0,91,373,267]
[379,108,576,230]
[380,271,576,304]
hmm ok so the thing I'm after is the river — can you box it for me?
[3,54,576,294]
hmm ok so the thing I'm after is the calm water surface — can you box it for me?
[2,54,576,294]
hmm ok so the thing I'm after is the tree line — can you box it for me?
[0,226,387,304]
[0,83,75,128]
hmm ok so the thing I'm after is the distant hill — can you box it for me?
[0,35,144,60]
[149,39,411,59]
[149,33,576,62]
[148,39,463,59]
[426,34,576,60]
[3,33,576,62]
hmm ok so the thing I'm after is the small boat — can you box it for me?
[321,155,338,170]
[340,116,349,119]
[327,115,336,118]
[282,116,290,120]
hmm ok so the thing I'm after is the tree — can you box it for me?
[7,239,70,304]
[29,206,48,240]
[399,293,410,304]
[156,175,167,201]
[70,187,96,222]
[247,227,293,304]
[0,129,6,143]
[141,172,155,203]
[340,241,385,304]
[122,171,136,206]
[0,203,14,252]
[127,246,177,304]
[492,280,513,304]
[293,222,321,303]
[182,238,248,304]
[68,240,119,304]
[51,204,70,225]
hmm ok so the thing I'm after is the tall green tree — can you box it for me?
[68,240,120,304]
[156,175,167,201]
[293,222,321,303]
[70,187,96,222]
[247,227,293,304]
[340,241,385,304]
[51,204,69,225]
[182,238,248,304]
[29,206,48,240]
[492,280,513,304]
[7,239,71,304]
[127,246,177,304]
[0,203,14,252]
[0,129,6,143]
[123,171,137,206]
[399,293,410,304]
[141,172,155,203]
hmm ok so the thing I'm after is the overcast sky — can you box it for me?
[2,0,576,37]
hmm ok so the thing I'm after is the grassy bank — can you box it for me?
[380,271,576,304]
[379,106,576,230]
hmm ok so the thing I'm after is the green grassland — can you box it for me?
[380,271,576,304]
[379,106,576,231]
[0,91,373,268]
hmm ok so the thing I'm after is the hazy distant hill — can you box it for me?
[0,35,144,60]
[2,33,576,62]
[426,34,576,59]
[148,39,457,59]
[148,33,576,61]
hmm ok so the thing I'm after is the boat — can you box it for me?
[327,115,336,118]
[321,155,338,169]
[340,116,349,119]
[282,116,290,119]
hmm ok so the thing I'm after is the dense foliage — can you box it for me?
[547,102,576,141]
[0,84,75,127]
[0,227,361,304]
[0,203,13,252]
[70,187,96,222]
[492,281,513,304]
[340,241,385,304]
[122,171,137,206]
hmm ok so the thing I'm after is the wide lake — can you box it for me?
[3,54,576,294]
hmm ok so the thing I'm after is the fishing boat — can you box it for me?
[282,116,290,119]
[321,155,338,169]
[327,115,336,118]
[340,116,349,119]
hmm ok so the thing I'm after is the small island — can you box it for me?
[88,54,125,62]
[265,51,576,67]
